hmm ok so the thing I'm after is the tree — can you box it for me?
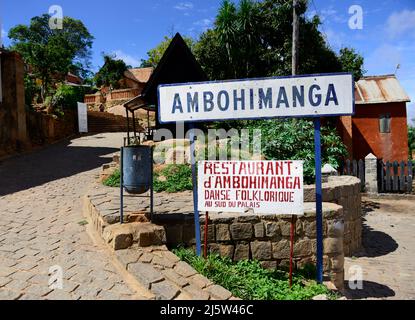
[194,0,365,81]
[140,35,195,68]
[94,54,129,90]
[409,125,415,159]
[8,14,94,101]
[338,47,366,81]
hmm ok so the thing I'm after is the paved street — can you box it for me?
[344,197,415,300]
[0,133,146,300]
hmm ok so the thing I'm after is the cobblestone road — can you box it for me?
[0,133,146,300]
[344,197,415,300]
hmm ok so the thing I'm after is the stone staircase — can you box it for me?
[87,111,143,133]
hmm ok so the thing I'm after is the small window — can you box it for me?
[379,113,391,133]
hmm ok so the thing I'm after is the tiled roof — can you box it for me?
[124,67,154,83]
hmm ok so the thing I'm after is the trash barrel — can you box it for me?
[122,145,152,194]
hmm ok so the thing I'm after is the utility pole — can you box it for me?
[292,0,299,75]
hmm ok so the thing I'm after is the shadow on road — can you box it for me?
[343,280,395,299]
[0,139,118,196]
[354,218,399,258]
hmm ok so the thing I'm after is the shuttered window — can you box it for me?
[379,113,391,133]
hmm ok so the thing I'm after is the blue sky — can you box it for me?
[1,0,414,123]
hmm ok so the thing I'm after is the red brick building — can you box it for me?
[338,75,411,162]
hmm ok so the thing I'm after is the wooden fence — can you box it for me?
[378,160,413,193]
[339,159,365,191]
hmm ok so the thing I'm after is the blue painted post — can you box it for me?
[314,118,323,283]
[189,124,202,256]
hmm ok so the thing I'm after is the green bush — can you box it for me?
[52,84,87,110]
[173,248,337,300]
[103,169,120,187]
[248,119,347,184]
[102,165,193,193]
[154,165,193,193]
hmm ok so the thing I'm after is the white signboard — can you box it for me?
[77,102,88,133]
[198,160,304,215]
[158,73,354,123]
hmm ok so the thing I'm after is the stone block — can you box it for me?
[330,254,344,272]
[304,221,317,238]
[182,284,210,300]
[205,285,232,300]
[254,222,265,238]
[293,239,312,257]
[250,241,272,260]
[260,260,278,270]
[200,224,215,242]
[162,269,189,288]
[278,220,291,237]
[151,280,180,300]
[234,243,250,261]
[189,274,212,289]
[272,240,290,259]
[218,244,234,259]
[323,238,343,254]
[127,262,164,288]
[133,223,167,247]
[265,222,279,238]
[236,216,260,223]
[215,224,231,241]
[230,223,252,240]
[174,261,197,278]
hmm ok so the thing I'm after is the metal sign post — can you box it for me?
[314,118,323,283]
[189,124,202,256]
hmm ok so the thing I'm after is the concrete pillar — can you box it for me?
[365,153,378,193]
[322,164,338,183]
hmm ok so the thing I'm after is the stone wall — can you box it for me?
[304,176,362,256]
[0,50,27,157]
[153,202,345,290]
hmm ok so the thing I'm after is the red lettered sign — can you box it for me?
[198,160,304,215]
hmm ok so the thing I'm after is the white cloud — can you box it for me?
[194,18,213,30]
[174,2,194,11]
[112,50,141,67]
[1,28,6,38]
[407,104,415,125]
[386,10,415,39]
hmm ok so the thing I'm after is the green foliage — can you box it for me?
[173,248,337,300]
[154,165,193,193]
[338,47,366,81]
[248,119,347,184]
[9,14,94,101]
[140,35,195,68]
[52,84,87,110]
[103,165,193,193]
[94,54,129,89]
[103,169,120,187]
[194,0,365,81]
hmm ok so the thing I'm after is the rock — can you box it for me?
[174,261,197,278]
[218,244,234,259]
[205,285,232,300]
[323,238,343,254]
[162,269,189,288]
[200,224,215,242]
[234,243,250,261]
[265,222,279,238]
[189,274,212,289]
[293,239,312,257]
[260,260,278,270]
[133,223,167,247]
[250,241,272,260]
[312,294,328,300]
[182,284,210,300]
[254,222,265,238]
[215,224,230,241]
[230,223,252,240]
[272,240,290,259]
[151,280,180,300]
[128,262,164,288]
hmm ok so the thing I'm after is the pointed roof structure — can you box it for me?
[124,32,207,111]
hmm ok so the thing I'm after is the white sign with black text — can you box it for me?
[158,73,354,123]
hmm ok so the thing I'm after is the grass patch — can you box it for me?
[173,247,337,300]
[102,165,193,193]
[103,169,120,187]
